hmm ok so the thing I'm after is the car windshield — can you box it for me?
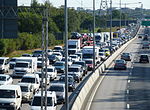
[68,45,77,48]
[141,55,148,58]
[115,60,124,64]
[21,78,35,83]
[0,76,6,81]
[10,59,16,62]
[70,56,77,58]
[54,47,61,50]
[53,62,63,66]
[49,86,64,92]
[38,58,42,61]
[47,68,53,72]
[0,90,15,98]
[73,62,84,66]
[68,68,79,72]
[32,96,52,106]
[15,63,28,68]
[122,53,129,56]
[85,60,93,64]
[0,59,4,64]
[83,54,93,58]
[21,86,29,92]
[99,53,105,56]
[59,77,73,82]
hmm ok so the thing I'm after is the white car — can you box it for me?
[0,74,13,86]
[44,66,57,80]
[37,57,49,68]
[20,74,40,93]
[53,52,63,61]
[69,55,80,62]
[61,57,73,66]
[31,91,57,110]
[36,71,50,85]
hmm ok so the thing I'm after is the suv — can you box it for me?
[30,91,57,110]
[0,85,22,110]
[48,83,65,104]
[0,57,10,73]
[139,54,149,63]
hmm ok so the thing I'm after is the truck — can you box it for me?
[82,46,100,65]
[68,39,81,55]
[13,57,37,77]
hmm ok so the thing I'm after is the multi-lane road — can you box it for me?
[87,27,150,110]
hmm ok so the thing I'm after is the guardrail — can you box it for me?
[70,25,140,110]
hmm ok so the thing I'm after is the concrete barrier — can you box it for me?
[71,36,137,110]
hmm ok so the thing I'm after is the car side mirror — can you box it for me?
[17,95,20,98]
[54,103,57,106]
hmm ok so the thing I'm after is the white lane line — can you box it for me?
[128,80,130,83]
[127,104,130,109]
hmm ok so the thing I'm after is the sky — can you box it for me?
[18,0,149,10]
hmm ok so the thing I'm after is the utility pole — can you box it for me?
[64,0,69,110]
[124,3,127,27]
[93,0,96,72]
[109,0,112,54]
[119,0,121,29]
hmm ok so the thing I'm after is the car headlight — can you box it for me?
[10,102,15,106]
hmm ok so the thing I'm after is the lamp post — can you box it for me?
[64,0,69,110]
[119,0,121,29]
[109,0,112,54]
[93,0,95,72]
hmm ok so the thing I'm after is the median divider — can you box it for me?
[71,36,137,110]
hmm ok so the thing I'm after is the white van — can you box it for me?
[0,85,22,110]
[30,91,57,110]
[0,57,10,73]
[20,74,40,93]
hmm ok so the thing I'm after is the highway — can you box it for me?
[88,27,149,110]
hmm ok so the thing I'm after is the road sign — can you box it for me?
[142,21,150,26]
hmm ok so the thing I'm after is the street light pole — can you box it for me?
[109,0,112,54]
[120,0,121,29]
[64,0,69,110]
[93,0,96,72]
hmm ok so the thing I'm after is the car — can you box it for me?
[68,65,83,83]
[69,55,80,62]
[52,52,63,61]
[9,57,18,69]
[139,54,149,63]
[37,57,49,68]
[75,52,83,60]
[53,61,65,73]
[0,57,10,73]
[47,49,53,55]
[121,53,131,61]
[72,61,88,75]
[103,48,110,56]
[36,71,50,86]
[59,75,75,92]
[0,85,22,110]
[20,74,40,93]
[30,91,57,110]
[99,52,107,61]
[22,54,32,57]
[53,46,63,52]
[48,54,59,64]
[48,83,65,104]
[114,59,127,70]
[0,74,13,86]
[44,66,57,80]
[142,41,149,49]
[61,57,73,66]
[84,59,94,71]
[32,50,42,57]
[18,82,34,102]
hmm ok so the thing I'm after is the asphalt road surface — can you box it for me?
[89,28,148,110]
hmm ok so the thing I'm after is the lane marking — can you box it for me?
[127,90,129,94]
[127,104,130,109]
[128,80,130,83]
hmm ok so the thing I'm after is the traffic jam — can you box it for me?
[0,23,139,110]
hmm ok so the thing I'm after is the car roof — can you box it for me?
[23,74,38,78]
[18,82,32,87]
[0,57,9,60]
[51,83,65,86]
[0,74,10,77]
[0,85,20,90]
[35,91,56,97]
